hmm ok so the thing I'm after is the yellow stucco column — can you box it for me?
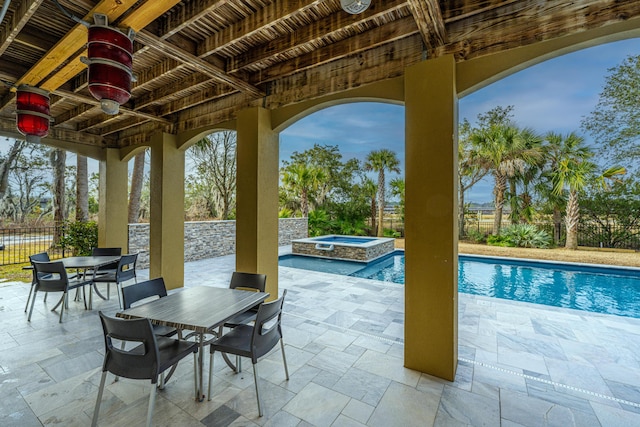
[236,107,279,298]
[98,148,129,251]
[404,55,459,380]
[149,132,185,289]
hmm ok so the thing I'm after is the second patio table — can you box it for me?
[117,286,269,401]
[60,255,122,309]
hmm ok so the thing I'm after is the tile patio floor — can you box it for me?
[1,250,640,426]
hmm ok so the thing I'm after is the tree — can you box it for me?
[76,155,89,222]
[50,148,66,244]
[128,150,146,223]
[362,177,377,233]
[582,54,640,177]
[390,177,405,222]
[7,144,49,223]
[470,124,541,235]
[281,163,325,217]
[552,149,625,249]
[581,177,640,248]
[0,140,25,201]
[364,149,400,237]
[187,131,237,219]
[458,119,489,235]
[539,132,592,244]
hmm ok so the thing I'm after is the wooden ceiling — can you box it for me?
[0,0,639,150]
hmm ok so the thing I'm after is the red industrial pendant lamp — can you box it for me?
[81,14,136,115]
[16,85,51,143]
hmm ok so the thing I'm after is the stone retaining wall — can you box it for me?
[129,218,307,268]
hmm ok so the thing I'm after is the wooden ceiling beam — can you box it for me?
[54,89,171,125]
[0,0,46,57]
[442,0,521,23]
[136,30,264,97]
[0,116,107,146]
[53,104,97,126]
[228,0,408,73]
[158,85,233,117]
[197,0,327,58]
[252,17,419,84]
[134,74,216,109]
[159,0,231,38]
[407,0,447,53]
[438,0,640,60]
[132,58,181,91]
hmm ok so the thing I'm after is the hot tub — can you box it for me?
[292,235,395,262]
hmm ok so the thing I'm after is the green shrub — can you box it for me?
[500,224,551,249]
[59,221,98,256]
[487,234,514,247]
[466,229,488,244]
[383,228,401,238]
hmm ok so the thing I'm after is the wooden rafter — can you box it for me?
[0,0,45,57]
[135,30,264,97]
[227,0,408,73]
[407,0,447,53]
[53,89,172,125]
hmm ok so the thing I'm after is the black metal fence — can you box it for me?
[2,219,637,266]
[0,226,65,266]
[462,220,640,250]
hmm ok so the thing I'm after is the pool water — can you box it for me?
[279,252,640,318]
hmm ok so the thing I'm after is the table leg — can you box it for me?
[197,332,204,402]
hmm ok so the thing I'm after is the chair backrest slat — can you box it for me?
[121,278,168,309]
[115,253,138,282]
[251,289,287,361]
[92,247,122,256]
[32,261,69,293]
[229,272,266,293]
[98,312,160,381]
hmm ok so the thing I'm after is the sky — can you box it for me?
[280,37,640,203]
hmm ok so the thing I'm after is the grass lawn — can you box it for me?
[394,239,640,268]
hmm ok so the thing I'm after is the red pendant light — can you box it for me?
[81,14,135,115]
[16,85,51,142]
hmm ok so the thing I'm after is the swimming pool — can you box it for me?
[279,251,640,318]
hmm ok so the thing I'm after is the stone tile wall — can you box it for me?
[129,218,307,268]
[292,238,394,261]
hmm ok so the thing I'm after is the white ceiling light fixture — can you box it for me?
[341,0,371,14]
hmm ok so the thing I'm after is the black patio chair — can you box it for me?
[90,247,122,277]
[92,253,138,309]
[92,312,199,427]
[28,261,93,323]
[25,252,50,312]
[208,290,289,417]
[121,278,178,338]
[224,272,267,328]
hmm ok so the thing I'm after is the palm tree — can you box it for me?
[540,132,593,244]
[470,125,541,235]
[281,163,325,217]
[361,177,377,234]
[364,149,400,237]
[552,158,625,250]
[458,120,490,236]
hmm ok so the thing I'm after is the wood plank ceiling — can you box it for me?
[0,0,639,150]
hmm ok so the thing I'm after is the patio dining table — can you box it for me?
[117,286,269,401]
[60,255,121,309]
